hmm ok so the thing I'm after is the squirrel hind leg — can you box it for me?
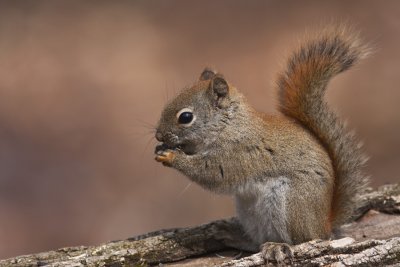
[261,242,294,265]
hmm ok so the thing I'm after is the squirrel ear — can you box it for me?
[208,75,230,108]
[199,68,216,81]
[211,75,229,98]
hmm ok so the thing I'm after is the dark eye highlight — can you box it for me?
[178,112,193,124]
[176,108,196,127]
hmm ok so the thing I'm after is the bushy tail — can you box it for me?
[277,27,370,228]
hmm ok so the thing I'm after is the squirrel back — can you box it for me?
[277,27,370,228]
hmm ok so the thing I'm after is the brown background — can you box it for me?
[0,0,399,259]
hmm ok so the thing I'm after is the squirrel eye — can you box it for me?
[176,108,195,126]
[178,112,193,124]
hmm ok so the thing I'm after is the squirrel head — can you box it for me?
[155,68,239,155]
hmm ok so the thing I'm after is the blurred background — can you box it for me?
[0,0,399,259]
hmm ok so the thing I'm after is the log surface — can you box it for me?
[1,184,399,267]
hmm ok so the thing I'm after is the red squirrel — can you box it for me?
[155,26,370,262]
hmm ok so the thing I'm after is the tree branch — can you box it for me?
[1,184,399,267]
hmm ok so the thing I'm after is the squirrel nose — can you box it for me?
[155,131,163,142]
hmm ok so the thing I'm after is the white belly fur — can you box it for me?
[235,176,291,246]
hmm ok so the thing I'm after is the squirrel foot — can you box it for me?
[155,145,176,166]
[260,242,293,266]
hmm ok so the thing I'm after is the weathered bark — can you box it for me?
[1,184,399,267]
[222,237,400,267]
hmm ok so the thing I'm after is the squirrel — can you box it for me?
[154,27,370,262]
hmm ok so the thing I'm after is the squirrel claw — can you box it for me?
[155,150,175,166]
[261,242,293,266]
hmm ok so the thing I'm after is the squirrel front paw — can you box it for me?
[261,242,293,265]
[155,145,176,166]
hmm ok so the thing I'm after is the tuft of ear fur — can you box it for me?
[199,68,217,81]
[205,74,231,109]
[211,75,229,98]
